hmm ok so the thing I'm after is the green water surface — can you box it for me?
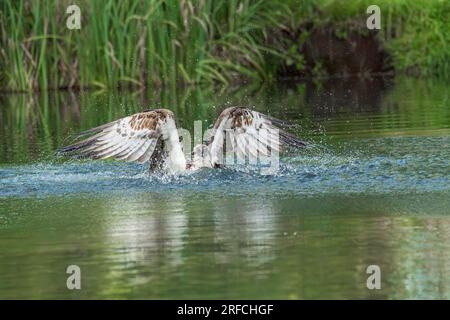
[0,77,449,299]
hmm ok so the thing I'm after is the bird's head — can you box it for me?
[191,144,211,168]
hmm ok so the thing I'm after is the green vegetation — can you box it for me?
[301,0,450,78]
[0,0,448,91]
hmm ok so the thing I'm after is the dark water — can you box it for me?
[0,77,449,299]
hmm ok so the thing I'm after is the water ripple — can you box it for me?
[1,136,448,198]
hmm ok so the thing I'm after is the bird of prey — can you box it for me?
[58,107,306,173]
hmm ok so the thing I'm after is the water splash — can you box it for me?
[1,136,448,198]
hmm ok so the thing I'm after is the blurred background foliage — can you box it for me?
[0,0,448,91]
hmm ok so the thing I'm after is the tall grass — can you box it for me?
[0,0,289,91]
[0,0,448,92]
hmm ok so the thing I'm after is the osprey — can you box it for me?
[58,107,306,173]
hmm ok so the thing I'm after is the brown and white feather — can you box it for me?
[207,107,305,167]
[58,109,185,169]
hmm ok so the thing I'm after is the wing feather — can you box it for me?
[208,107,305,167]
[136,139,158,164]
[57,109,173,165]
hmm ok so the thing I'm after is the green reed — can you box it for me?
[0,0,448,92]
[0,0,285,91]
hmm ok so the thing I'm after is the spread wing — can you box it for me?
[57,109,175,164]
[207,107,306,167]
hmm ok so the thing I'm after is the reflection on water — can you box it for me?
[1,193,450,299]
[0,77,449,299]
[0,77,448,164]
[304,76,392,114]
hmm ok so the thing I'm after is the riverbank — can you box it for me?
[0,0,448,92]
